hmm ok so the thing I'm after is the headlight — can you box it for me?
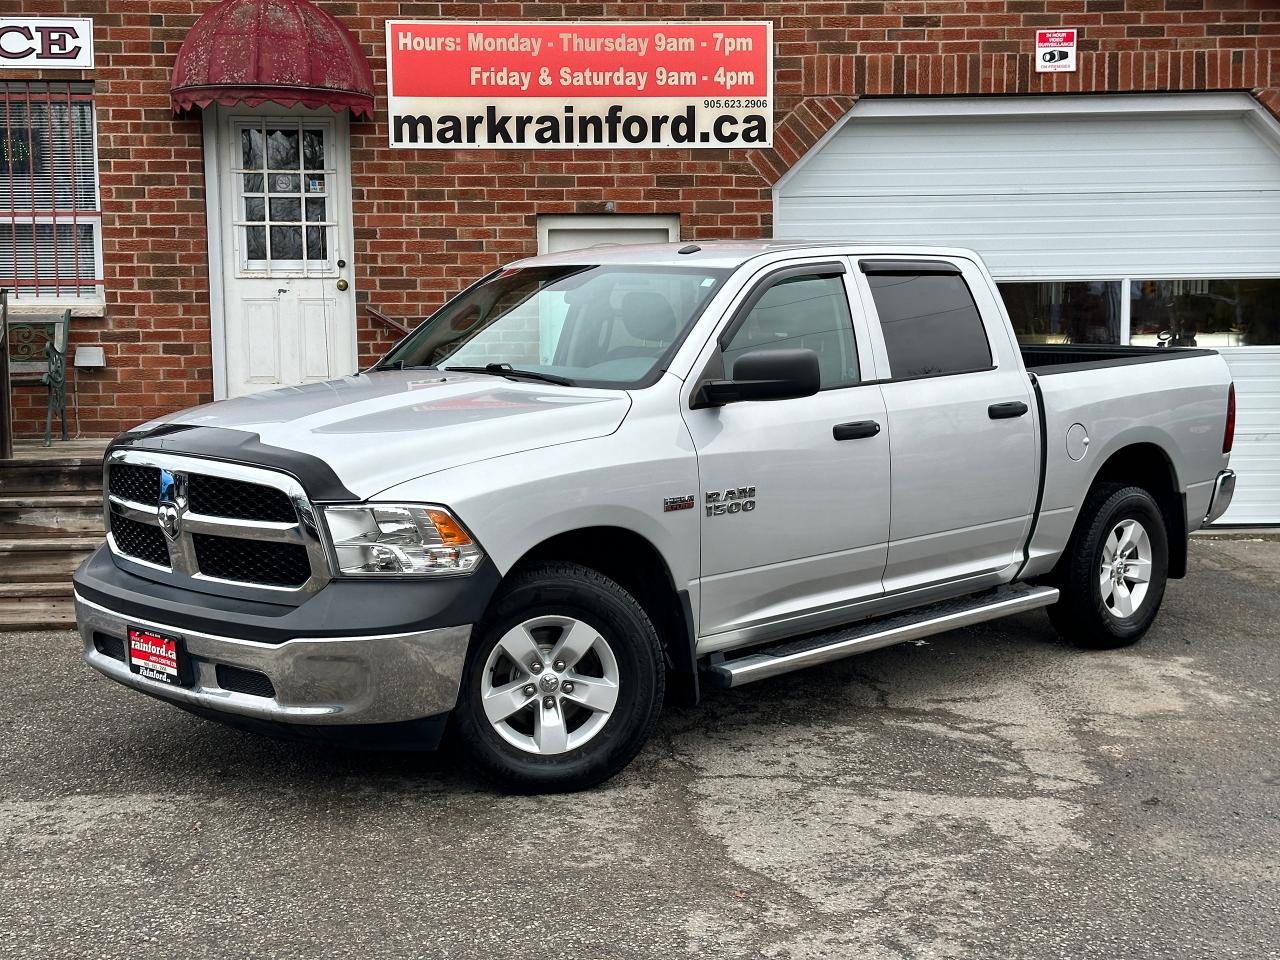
[322,504,484,577]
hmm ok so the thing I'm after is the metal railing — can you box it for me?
[366,304,412,337]
[1,288,11,459]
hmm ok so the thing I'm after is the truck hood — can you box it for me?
[128,370,631,499]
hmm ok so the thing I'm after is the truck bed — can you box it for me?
[1021,344,1217,376]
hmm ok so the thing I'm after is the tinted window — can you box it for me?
[723,273,858,388]
[998,281,1121,345]
[1130,278,1280,347]
[868,273,992,378]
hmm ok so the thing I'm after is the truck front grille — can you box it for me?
[188,474,297,523]
[104,451,328,595]
[110,513,171,568]
[109,463,162,505]
[192,533,311,588]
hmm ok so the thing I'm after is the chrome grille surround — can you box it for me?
[104,449,330,595]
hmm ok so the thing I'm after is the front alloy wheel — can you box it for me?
[454,562,665,793]
[480,615,620,755]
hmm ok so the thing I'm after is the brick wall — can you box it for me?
[6,0,1280,437]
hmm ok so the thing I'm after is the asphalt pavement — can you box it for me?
[1,536,1277,960]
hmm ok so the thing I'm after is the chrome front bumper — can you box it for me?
[75,592,472,726]
[1204,468,1237,525]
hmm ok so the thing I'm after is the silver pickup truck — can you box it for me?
[74,242,1237,792]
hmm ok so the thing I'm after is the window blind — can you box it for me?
[0,82,101,300]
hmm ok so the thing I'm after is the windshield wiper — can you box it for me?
[442,362,572,386]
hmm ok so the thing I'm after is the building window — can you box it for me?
[998,281,1122,345]
[0,82,101,301]
[1130,279,1280,348]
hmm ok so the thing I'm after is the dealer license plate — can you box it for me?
[127,626,190,687]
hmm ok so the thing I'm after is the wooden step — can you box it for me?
[0,580,74,599]
[0,494,104,537]
[0,462,103,496]
[0,536,100,582]
[0,596,76,631]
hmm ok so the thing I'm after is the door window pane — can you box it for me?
[245,226,266,260]
[266,128,299,169]
[998,281,1121,345]
[244,197,265,222]
[306,226,327,261]
[240,128,262,168]
[269,197,301,222]
[723,273,858,388]
[868,273,991,378]
[1131,279,1280,347]
[303,129,325,168]
[268,173,300,194]
[269,225,303,261]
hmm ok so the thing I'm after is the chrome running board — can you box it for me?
[705,583,1060,689]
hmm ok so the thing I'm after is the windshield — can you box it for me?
[379,264,729,387]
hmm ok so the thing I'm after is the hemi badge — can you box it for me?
[663,495,695,513]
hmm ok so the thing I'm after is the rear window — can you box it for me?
[867,272,992,379]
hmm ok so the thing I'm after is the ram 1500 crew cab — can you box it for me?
[74,242,1237,792]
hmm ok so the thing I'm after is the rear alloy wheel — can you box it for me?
[1098,518,1154,619]
[454,562,664,793]
[1048,483,1169,649]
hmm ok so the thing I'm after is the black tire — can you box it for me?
[1048,483,1169,649]
[453,561,664,793]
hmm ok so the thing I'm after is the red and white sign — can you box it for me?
[386,21,773,150]
[0,18,94,70]
[128,627,180,683]
[1035,29,1077,73]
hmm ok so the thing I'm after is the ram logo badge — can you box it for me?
[706,486,757,517]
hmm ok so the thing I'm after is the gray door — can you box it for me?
[857,258,1039,591]
[683,262,890,651]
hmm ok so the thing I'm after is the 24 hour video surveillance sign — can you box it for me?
[1035,29,1077,73]
[386,21,772,149]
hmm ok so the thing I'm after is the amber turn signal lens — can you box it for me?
[426,508,473,545]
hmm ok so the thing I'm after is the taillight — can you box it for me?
[1223,382,1236,454]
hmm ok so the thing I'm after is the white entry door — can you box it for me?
[212,108,357,397]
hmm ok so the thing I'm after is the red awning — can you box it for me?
[171,0,374,119]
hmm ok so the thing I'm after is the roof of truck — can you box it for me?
[511,240,982,271]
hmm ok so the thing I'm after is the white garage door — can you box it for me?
[776,93,1280,524]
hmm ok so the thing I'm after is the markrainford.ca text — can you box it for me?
[392,105,769,146]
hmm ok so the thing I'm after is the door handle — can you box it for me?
[335,278,349,291]
[988,401,1029,420]
[833,420,881,441]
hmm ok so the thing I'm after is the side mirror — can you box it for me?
[691,348,822,409]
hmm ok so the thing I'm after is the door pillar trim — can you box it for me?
[201,107,229,400]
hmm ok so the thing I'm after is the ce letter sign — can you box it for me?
[0,18,94,70]
[386,21,773,150]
